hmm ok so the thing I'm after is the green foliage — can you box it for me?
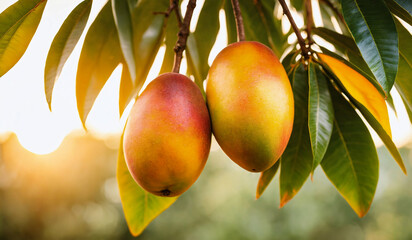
[1,0,412,237]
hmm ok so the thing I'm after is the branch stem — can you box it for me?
[305,0,314,46]
[278,0,309,58]
[172,0,196,73]
[231,0,245,41]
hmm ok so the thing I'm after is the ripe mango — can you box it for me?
[206,41,294,172]
[123,73,211,197]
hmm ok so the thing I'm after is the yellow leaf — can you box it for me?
[318,53,391,137]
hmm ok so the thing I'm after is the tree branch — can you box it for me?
[173,0,196,73]
[305,0,314,46]
[278,0,310,58]
[231,0,246,41]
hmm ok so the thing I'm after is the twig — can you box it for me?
[173,0,196,73]
[305,0,314,46]
[278,0,310,59]
[153,0,182,27]
[231,0,246,41]
[319,0,344,23]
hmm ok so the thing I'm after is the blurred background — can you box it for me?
[0,0,412,239]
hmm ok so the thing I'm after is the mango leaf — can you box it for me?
[313,27,373,78]
[341,0,398,94]
[322,88,379,218]
[76,2,121,127]
[385,0,412,26]
[186,36,204,95]
[223,0,237,44]
[291,0,304,11]
[119,0,168,117]
[280,63,313,207]
[394,19,412,125]
[192,0,223,81]
[308,61,334,175]
[318,53,390,133]
[254,0,287,57]
[238,0,272,48]
[0,0,47,77]
[117,131,177,237]
[112,0,136,83]
[119,62,133,117]
[256,161,280,200]
[318,1,349,35]
[45,0,92,110]
[319,53,407,174]
[392,0,412,15]
[159,11,178,74]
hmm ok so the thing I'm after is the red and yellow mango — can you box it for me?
[123,73,211,197]
[206,41,294,172]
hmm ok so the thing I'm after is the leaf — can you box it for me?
[280,63,313,207]
[0,0,47,77]
[308,61,334,175]
[117,131,177,237]
[393,0,412,15]
[119,62,134,118]
[223,0,237,44]
[44,0,92,110]
[119,0,168,117]
[76,2,122,127]
[318,1,349,35]
[385,0,412,26]
[192,0,223,81]
[318,53,390,134]
[341,0,399,94]
[394,19,412,125]
[159,10,179,74]
[238,0,272,48]
[321,88,379,218]
[319,53,407,174]
[256,161,280,200]
[291,0,304,11]
[313,27,373,78]
[112,0,136,83]
[186,36,205,96]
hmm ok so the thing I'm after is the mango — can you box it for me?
[123,73,211,197]
[206,41,294,172]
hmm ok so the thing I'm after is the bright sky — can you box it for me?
[0,0,411,155]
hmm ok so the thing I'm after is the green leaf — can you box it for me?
[321,88,379,218]
[159,11,179,74]
[112,0,136,83]
[117,131,177,237]
[393,0,412,15]
[44,0,92,110]
[280,63,313,207]
[192,0,223,81]
[186,36,205,96]
[119,0,168,116]
[394,19,412,125]
[76,2,122,127]
[256,161,280,200]
[341,0,399,93]
[308,62,334,175]
[0,0,47,77]
[318,1,349,35]
[223,0,237,44]
[385,0,412,26]
[291,0,304,11]
[313,27,373,78]
[238,0,272,48]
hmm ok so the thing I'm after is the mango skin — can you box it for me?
[123,73,211,197]
[206,41,294,172]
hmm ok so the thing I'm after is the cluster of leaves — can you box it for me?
[1,0,412,237]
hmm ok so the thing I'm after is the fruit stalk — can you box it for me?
[278,0,310,58]
[231,0,246,41]
[172,0,197,73]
